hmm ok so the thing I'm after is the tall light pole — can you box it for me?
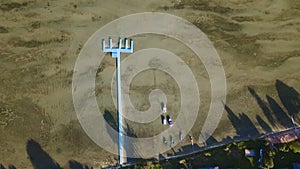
[102,38,134,166]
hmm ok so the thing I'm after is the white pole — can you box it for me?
[116,54,123,165]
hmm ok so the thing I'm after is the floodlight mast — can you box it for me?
[102,38,134,166]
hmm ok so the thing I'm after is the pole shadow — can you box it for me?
[103,109,118,130]
[124,122,140,165]
[103,110,119,164]
[103,109,118,144]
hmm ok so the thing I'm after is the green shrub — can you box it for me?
[289,141,300,153]
[247,157,254,167]
[204,152,211,157]
[237,141,246,149]
[263,157,274,169]
[279,144,289,152]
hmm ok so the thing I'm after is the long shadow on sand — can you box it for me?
[0,164,17,169]
[225,104,260,138]
[256,115,272,133]
[7,166,16,169]
[25,139,94,169]
[0,164,5,169]
[69,160,92,169]
[26,139,62,169]
[276,79,300,122]
[266,94,292,128]
[249,80,298,129]
[3,80,299,169]
[248,87,276,127]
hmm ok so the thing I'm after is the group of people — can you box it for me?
[161,103,173,126]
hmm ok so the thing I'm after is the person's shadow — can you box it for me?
[26,139,62,169]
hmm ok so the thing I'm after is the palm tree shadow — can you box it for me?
[224,104,259,138]
[8,166,17,169]
[69,160,92,169]
[0,164,17,169]
[248,87,276,126]
[0,164,5,169]
[256,115,272,133]
[276,80,300,121]
[266,94,292,128]
[26,139,61,169]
